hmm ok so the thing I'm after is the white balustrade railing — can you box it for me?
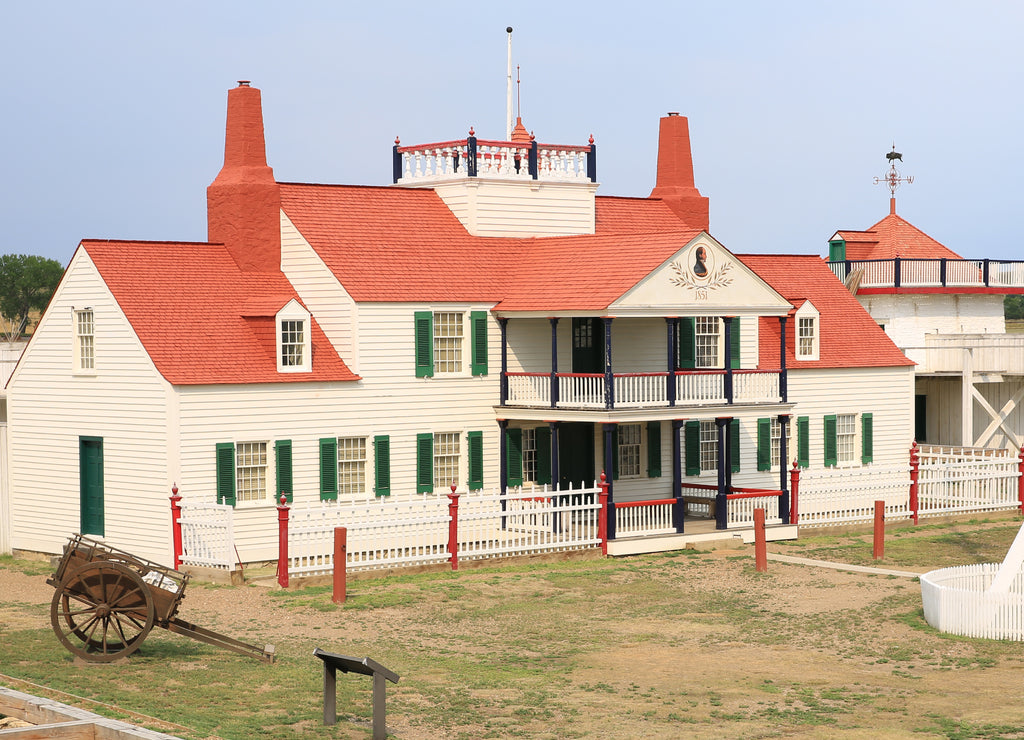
[676,371,726,405]
[733,371,781,403]
[945,260,985,287]
[396,139,591,184]
[726,494,782,528]
[558,374,605,408]
[178,501,235,569]
[917,447,1020,517]
[796,465,912,527]
[613,373,667,407]
[613,499,676,537]
[921,564,1024,640]
[830,258,1024,289]
[506,373,550,406]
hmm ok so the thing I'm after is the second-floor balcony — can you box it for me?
[829,258,1024,291]
[503,368,784,410]
[912,334,1024,376]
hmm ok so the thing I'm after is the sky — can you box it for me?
[2,1,1023,267]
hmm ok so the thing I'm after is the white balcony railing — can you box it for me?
[918,335,1024,375]
[829,258,1024,290]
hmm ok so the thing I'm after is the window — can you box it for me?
[516,426,551,486]
[280,319,305,367]
[618,423,642,478]
[276,300,311,372]
[695,317,719,368]
[794,302,819,361]
[798,318,814,357]
[758,417,794,471]
[679,317,740,369]
[522,428,537,483]
[824,413,863,468]
[434,313,463,374]
[235,441,268,503]
[699,420,718,472]
[836,413,856,463]
[685,420,739,476]
[338,437,367,496]
[75,309,94,371]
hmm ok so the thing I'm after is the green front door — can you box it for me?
[80,437,104,536]
[559,423,594,489]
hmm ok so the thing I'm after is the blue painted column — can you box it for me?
[778,414,791,523]
[603,423,616,539]
[603,317,614,410]
[778,316,788,403]
[392,141,402,184]
[666,317,678,406]
[550,318,559,408]
[672,419,684,533]
[467,133,478,177]
[715,417,731,530]
[587,137,597,182]
[499,318,509,406]
[723,316,734,404]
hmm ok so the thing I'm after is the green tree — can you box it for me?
[1005,295,1024,321]
[0,253,64,341]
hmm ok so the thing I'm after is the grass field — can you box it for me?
[2,517,1024,739]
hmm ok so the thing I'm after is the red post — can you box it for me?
[753,507,767,573]
[788,461,800,526]
[277,495,290,588]
[873,500,885,560]
[447,484,460,571]
[909,441,920,525]
[598,471,609,555]
[333,527,347,604]
[169,484,183,570]
[1018,445,1024,514]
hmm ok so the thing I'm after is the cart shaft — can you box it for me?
[166,618,276,663]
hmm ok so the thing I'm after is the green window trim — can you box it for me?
[861,413,874,465]
[275,440,293,503]
[319,437,338,500]
[729,318,741,369]
[416,433,434,493]
[611,425,619,481]
[215,442,236,506]
[506,427,523,487]
[823,415,838,468]
[467,430,484,490]
[535,426,552,485]
[374,435,391,497]
[797,416,810,468]
[729,418,741,474]
[678,317,696,370]
[646,421,662,478]
[414,311,434,378]
[684,420,701,477]
[470,311,488,376]
[756,418,771,472]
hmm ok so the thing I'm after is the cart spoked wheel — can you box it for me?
[50,560,155,662]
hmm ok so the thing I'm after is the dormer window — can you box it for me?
[794,301,820,361]
[276,300,311,372]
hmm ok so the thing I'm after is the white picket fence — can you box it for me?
[613,499,677,537]
[921,563,1024,640]
[796,465,913,527]
[178,501,235,569]
[917,446,1020,517]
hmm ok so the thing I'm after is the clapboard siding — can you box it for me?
[434,180,597,237]
[6,250,173,563]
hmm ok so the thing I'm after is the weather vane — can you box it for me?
[874,143,914,198]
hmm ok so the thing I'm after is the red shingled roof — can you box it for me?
[836,212,962,261]
[82,240,358,385]
[740,254,914,369]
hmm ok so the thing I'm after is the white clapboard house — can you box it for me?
[3,83,914,565]
[828,190,1024,451]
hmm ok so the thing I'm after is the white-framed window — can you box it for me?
[434,432,460,489]
[770,418,794,469]
[522,428,537,483]
[794,301,819,361]
[235,441,268,503]
[837,413,856,463]
[699,420,718,472]
[618,423,642,478]
[434,312,464,374]
[75,309,95,372]
[695,317,719,368]
[276,300,312,372]
[338,437,367,496]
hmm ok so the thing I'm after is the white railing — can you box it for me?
[676,370,726,405]
[917,447,1020,517]
[921,563,1024,640]
[613,499,677,537]
[733,371,782,403]
[558,374,604,408]
[829,258,1024,289]
[178,501,235,569]
[727,494,783,528]
[796,465,912,527]
[506,373,550,406]
[613,373,667,407]
[921,335,1024,376]
[396,138,592,185]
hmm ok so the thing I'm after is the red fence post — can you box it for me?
[909,441,920,525]
[753,508,767,572]
[169,484,183,570]
[788,462,800,526]
[1018,446,1024,514]
[277,495,290,588]
[447,484,460,571]
[333,527,347,604]
[598,471,609,555]
[873,500,885,560]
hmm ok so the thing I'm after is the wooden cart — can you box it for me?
[47,534,275,663]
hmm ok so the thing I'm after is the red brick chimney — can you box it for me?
[649,112,709,232]
[207,81,281,272]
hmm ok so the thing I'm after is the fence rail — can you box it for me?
[921,564,1024,640]
[178,501,235,569]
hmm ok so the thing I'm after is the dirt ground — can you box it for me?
[3,536,1024,739]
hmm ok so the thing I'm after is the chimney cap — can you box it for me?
[667,111,680,116]
[237,80,251,87]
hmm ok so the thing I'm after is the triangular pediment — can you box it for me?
[610,234,793,316]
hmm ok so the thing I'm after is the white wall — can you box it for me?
[861,293,1005,352]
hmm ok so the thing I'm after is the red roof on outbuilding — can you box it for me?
[836,212,962,261]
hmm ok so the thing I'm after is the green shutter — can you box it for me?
[823,415,838,468]
[797,416,810,468]
[757,418,771,471]
[646,421,662,478]
[416,433,434,493]
[319,437,338,500]
[535,426,552,485]
[828,239,846,263]
[679,317,696,369]
[414,311,434,377]
[467,431,484,490]
[684,420,701,477]
[612,425,620,480]
[861,413,874,465]
[730,318,741,369]
[506,427,523,487]
[470,311,488,376]
[216,442,236,506]
[729,418,741,473]
[374,435,391,497]
[275,440,293,503]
